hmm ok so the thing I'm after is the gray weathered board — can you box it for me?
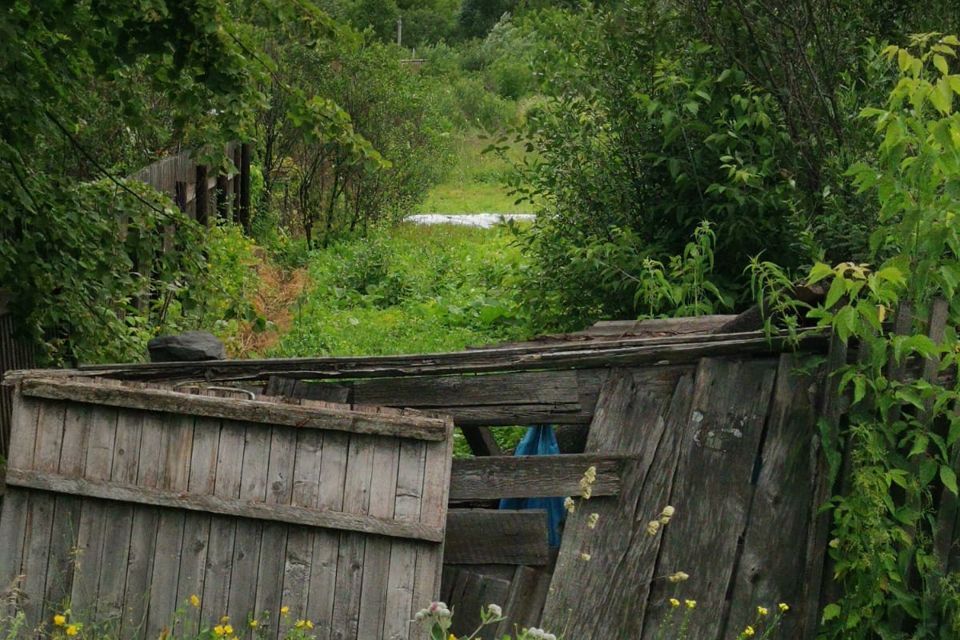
[0,376,454,640]
[540,356,822,640]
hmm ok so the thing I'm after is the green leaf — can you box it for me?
[941,465,958,496]
[935,54,950,75]
[823,604,842,622]
[825,275,846,309]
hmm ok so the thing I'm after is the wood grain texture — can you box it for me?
[20,377,449,441]
[38,330,827,383]
[443,510,548,565]
[541,367,692,637]
[723,355,819,639]
[449,454,625,501]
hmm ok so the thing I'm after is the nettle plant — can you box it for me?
[806,34,960,637]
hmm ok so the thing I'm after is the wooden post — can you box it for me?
[239,143,252,234]
[195,165,209,227]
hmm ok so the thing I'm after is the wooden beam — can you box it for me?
[444,510,548,565]
[5,468,444,543]
[449,454,626,501]
[18,378,450,442]
[461,427,502,457]
[47,330,828,383]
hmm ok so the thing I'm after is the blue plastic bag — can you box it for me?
[498,425,565,547]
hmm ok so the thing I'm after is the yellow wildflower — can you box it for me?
[449,635,457,640]
[757,606,769,617]
[778,603,790,613]
[280,606,290,616]
[669,598,680,608]
[587,513,599,529]
[53,614,67,626]
[305,621,314,630]
[213,625,226,637]
[563,497,576,514]
[249,620,259,628]
[190,594,200,608]
[65,625,79,637]
[220,616,230,624]
[294,620,306,629]
[223,625,233,635]
[685,600,696,609]
[646,520,661,536]
[667,571,689,583]
[742,626,755,638]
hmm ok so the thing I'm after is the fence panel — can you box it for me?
[0,376,453,640]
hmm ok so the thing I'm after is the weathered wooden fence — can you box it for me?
[0,292,36,455]
[130,142,252,231]
[0,376,453,640]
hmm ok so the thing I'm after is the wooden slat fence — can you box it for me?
[0,376,454,640]
[0,293,36,456]
[129,142,252,231]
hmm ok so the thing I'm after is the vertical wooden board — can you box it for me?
[254,427,296,633]
[176,416,221,635]
[495,566,552,638]
[723,355,818,639]
[21,399,66,628]
[120,412,166,639]
[227,424,271,624]
[0,489,29,615]
[70,406,119,619]
[641,358,778,640]
[411,421,455,619]
[44,403,93,618]
[96,409,144,623]
[306,431,349,640]
[200,421,245,625]
[330,434,377,640]
[0,391,38,612]
[357,438,400,638]
[449,571,511,640]
[6,391,40,470]
[146,413,195,638]
[540,368,691,638]
[282,430,324,621]
[383,441,426,640]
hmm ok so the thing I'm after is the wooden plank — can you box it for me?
[120,411,165,639]
[70,406,120,618]
[306,431,349,640]
[282,429,324,620]
[541,367,692,638]
[411,417,455,622]
[449,454,625,501]
[21,399,65,626]
[254,427,296,630]
[175,415,220,636]
[382,440,426,640]
[60,330,828,383]
[461,427,502,456]
[200,421,245,624]
[443,510,548,565]
[20,378,449,441]
[641,359,778,640]
[95,408,144,623]
[226,423,271,625]
[356,438,400,638]
[0,390,37,613]
[9,466,443,544]
[447,570,511,640]
[495,565,552,638]
[330,434,376,640]
[146,413,194,638]
[723,355,819,639]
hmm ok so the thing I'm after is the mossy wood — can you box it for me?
[0,378,454,640]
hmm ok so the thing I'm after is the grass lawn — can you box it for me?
[417,131,533,214]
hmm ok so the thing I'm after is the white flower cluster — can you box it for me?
[414,601,452,621]
[486,603,502,618]
[524,627,558,640]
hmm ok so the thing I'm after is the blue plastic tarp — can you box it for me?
[498,425,565,547]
